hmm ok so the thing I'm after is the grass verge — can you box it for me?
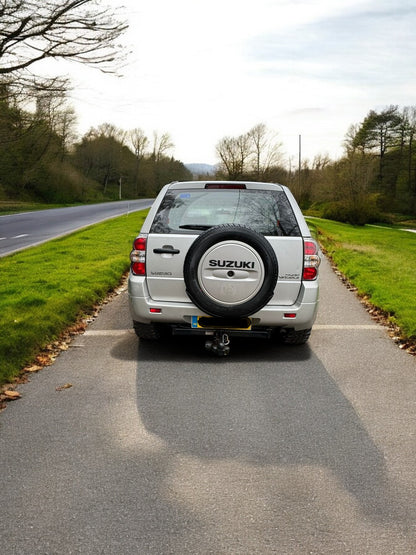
[309,218,416,343]
[0,210,148,386]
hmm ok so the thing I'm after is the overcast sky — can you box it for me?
[44,0,416,166]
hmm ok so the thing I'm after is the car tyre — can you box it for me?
[280,328,311,345]
[133,321,164,340]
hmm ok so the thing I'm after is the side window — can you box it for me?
[273,191,301,236]
[150,192,181,233]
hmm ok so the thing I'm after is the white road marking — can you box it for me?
[313,324,381,330]
[367,224,416,234]
[13,234,29,239]
[82,325,381,336]
[83,329,132,336]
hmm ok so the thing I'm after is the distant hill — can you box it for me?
[185,163,217,176]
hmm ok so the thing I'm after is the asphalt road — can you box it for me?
[0,200,153,257]
[1,258,416,553]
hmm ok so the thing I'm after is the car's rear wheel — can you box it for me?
[184,225,278,318]
[133,321,165,340]
[280,328,312,345]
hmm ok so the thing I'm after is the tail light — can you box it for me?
[303,239,320,281]
[130,235,147,275]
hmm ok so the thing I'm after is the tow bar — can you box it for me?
[205,332,230,357]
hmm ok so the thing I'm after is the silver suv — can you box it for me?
[128,181,320,355]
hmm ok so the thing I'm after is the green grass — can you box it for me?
[309,218,416,340]
[0,210,148,385]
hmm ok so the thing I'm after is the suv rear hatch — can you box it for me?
[145,183,305,306]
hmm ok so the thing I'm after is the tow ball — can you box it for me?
[205,332,231,357]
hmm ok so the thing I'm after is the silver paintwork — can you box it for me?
[129,181,320,335]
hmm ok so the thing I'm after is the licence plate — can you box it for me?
[191,316,252,330]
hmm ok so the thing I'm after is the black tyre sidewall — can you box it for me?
[184,225,278,317]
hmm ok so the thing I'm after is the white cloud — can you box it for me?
[39,0,416,165]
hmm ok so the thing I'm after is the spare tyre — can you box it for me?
[184,225,278,318]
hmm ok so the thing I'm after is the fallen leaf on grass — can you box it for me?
[55,383,73,391]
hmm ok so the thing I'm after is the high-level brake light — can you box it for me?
[204,183,246,189]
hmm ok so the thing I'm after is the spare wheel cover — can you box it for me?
[184,225,278,317]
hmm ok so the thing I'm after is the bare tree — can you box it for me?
[216,124,283,181]
[93,122,127,144]
[130,128,149,160]
[236,133,251,175]
[152,131,174,162]
[248,123,282,179]
[0,0,128,76]
[343,123,361,155]
[31,86,77,161]
[129,128,149,194]
[312,153,331,171]
[55,106,77,160]
[216,134,251,180]
[216,136,239,179]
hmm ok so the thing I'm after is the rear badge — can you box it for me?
[209,260,255,269]
[279,273,301,280]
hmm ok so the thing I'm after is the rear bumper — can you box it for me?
[171,325,274,338]
[128,275,319,332]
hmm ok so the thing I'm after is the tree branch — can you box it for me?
[0,0,128,75]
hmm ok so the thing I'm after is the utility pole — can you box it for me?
[298,134,302,194]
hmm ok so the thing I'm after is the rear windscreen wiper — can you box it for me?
[179,224,213,230]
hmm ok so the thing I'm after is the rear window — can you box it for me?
[150,189,301,236]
